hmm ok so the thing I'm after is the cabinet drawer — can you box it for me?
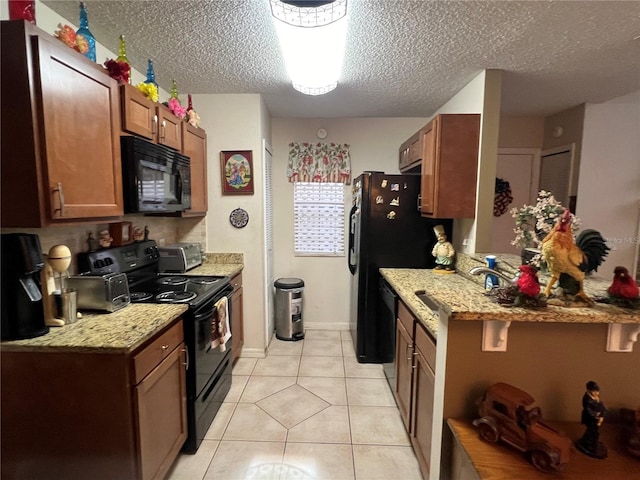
[397,301,415,338]
[134,320,184,384]
[415,322,436,371]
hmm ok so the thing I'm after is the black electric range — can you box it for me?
[78,240,233,453]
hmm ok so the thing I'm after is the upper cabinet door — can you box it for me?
[157,105,182,150]
[181,122,208,215]
[35,37,123,221]
[121,84,155,140]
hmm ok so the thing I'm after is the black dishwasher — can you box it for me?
[379,277,398,390]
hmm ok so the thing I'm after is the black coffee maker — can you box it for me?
[1,233,49,340]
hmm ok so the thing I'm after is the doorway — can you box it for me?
[491,149,540,254]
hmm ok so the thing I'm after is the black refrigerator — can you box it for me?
[348,171,452,364]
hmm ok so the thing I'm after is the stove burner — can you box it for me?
[130,292,153,302]
[189,277,220,285]
[156,291,197,303]
[158,276,188,286]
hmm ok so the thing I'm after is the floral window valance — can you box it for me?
[287,142,351,184]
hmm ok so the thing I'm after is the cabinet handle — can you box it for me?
[406,344,413,363]
[183,345,189,370]
[417,194,421,211]
[160,120,166,140]
[152,114,158,135]
[52,182,65,216]
[161,344,169,351]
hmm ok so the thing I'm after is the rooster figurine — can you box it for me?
[541,209,609,305]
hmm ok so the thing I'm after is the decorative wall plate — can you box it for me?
[229,208,249,228]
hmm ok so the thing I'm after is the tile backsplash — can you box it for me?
[1,215,206,275]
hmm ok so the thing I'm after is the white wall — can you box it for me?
[193,94,269,356]
[427,69,503,254]
[271,117,428,328]
[577,90,640,278]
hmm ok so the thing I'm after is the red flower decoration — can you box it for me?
[104,59,131,83]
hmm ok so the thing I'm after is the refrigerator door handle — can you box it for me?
[348,204,357,274]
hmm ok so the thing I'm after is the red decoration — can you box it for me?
[9,0,35,24]
[104,59,131,84]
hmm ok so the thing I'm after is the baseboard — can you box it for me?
[303,321,350,331]
[238,347,267,358]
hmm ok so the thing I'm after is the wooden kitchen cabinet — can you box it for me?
[230,272,244,363]
[411,320,436,479]
[180,121,208,216]
[394,300,436,480]
[399,114,480,218]
[419,114,480,218]
[1,20,124,227]
[395,300,414,430]
[121,83,182,150]
[399,129,423,172]
[0,319,187,480]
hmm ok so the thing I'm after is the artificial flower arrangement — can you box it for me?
[136,81,159,103]
[53,24,89,55]
[104,59,131,83]
[510,190,581,266]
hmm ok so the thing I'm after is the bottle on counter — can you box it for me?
[484,255,499,291]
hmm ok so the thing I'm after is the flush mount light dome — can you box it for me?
[270,0,347,27]
[270,0,348,96]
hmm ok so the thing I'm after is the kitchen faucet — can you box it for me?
[468,266,519,286]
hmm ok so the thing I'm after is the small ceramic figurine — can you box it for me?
[432,225,455,273]
[132,226,144,242]
[98,229,113,249]
[576,380,608,459]
[86,231,98,252]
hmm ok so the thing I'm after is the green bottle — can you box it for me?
[170,79,179,100]
[116,35,131,84]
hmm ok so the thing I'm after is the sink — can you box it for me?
[416,290,440,317]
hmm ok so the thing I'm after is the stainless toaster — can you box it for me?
[158,242,203,272]
[67,272,130,312]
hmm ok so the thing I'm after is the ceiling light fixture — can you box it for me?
[270,0,348,96]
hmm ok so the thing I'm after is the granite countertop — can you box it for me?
[381,253,640,339]
[188,253,244,278]
[0,253,245,354]
[0,303,188,354]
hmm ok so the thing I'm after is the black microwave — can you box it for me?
[120,136,191,213]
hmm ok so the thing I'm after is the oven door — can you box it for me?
[193,287,233,396]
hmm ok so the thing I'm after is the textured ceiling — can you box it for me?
[42,0,640,118]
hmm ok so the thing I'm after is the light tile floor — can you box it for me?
[167,329,424,480]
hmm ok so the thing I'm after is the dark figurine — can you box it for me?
[86,231,98,252]
[144,225,150,241]
[576,380,608,459]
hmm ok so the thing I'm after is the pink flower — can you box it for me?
[168,98,187,119]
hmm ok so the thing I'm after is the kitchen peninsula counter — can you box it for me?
[381,256,640,480]
[0,303,187,353]
[380,265,640,339]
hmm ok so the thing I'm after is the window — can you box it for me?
[293,182,344,256]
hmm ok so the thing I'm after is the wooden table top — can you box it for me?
[447,418,639,480]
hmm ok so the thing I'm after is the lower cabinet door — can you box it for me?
[135,343,187,480]
[394,320,413,431]
[410,347,436,478]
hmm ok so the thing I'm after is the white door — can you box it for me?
[263,140,275,347]
[492,149,540,255]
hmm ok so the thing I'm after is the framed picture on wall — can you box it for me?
[220,150,254,195]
